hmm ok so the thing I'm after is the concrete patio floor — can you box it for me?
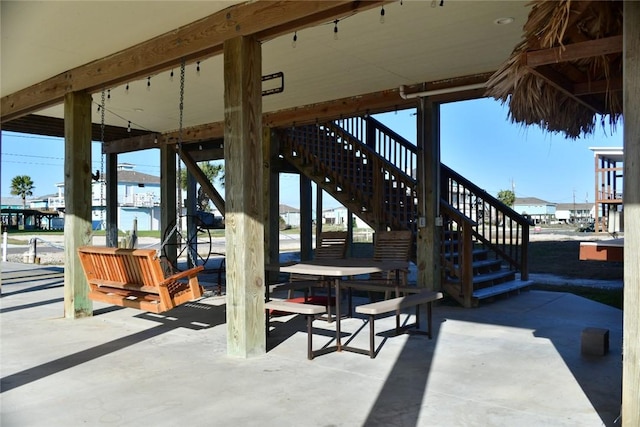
[1,262,622,426]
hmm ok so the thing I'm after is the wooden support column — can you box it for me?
[300,175,312,261]
[186,171,197,268]
[105,152,118,247]
[622,2,640,425]
[263,128,280,283]
[415,98,441,291]
[224,35,265,358]
[63,91,93,318]
[316,187,323,237]
[160,142,177,265]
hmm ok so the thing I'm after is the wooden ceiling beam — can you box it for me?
[0,113,150,142]
[573,77,623,96]
[1,0,384,123]
[525,35,623,68]
[104,72,491,154]
[526,65,605,113]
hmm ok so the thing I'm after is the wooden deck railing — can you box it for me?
[282,117,417,230]
[333,116,418,179]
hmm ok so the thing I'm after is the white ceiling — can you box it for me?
[1,1,531,134]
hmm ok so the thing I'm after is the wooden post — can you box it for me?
[186,171,197,268]
[160,142,177,265]
[263,128,280,283]
[316,186,323,237]
[415,98,441,292]
[105,152,118,247]
[63,91,93,318]
[224,35,265,358]
[300,175,312,261]
[622,2,640,425]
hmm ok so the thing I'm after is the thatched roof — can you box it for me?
[486,0,623,139]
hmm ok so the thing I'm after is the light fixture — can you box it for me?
[398,83,486,99]
[494,17,514,25]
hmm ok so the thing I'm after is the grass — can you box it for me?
[532,284,623,309]
[527,240,623,309]
[528,240,623,281]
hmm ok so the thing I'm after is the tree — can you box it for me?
[179,162,224,211]
[10,175,35,209]
[497,189,515,207]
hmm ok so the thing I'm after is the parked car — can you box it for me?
[577,222,595,232]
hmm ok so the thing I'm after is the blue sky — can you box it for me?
[1,98,622,207]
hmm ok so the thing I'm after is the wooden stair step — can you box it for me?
[473,269,516,285]
[443,248,489,259]
[453,259,503,271]
[444,269,515,286]
[472,280,534,300]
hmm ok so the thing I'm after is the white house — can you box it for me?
[279,204,300,228]
[555,202,595,224]
[513,197,557,225]
[48,163,162,231]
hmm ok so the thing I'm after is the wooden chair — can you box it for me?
[268,231,348,313]
[343,230,413,309]
[78,246,204,314]
[368,229,413,286]
[288,230,349,285]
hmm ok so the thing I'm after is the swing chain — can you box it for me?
[100,89,106,231]
[176,59,186,234]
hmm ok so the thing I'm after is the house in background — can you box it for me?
[1,197,24,210]
[513,197,557,225]
[279,204,300,228]
[590,147,624,233]
[48,163,162,231]
[555,202,595,224]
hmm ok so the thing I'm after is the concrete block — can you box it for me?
[581,327,609,356]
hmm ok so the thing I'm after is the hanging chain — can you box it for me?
[100,90,106,230]
[176,59,186,234]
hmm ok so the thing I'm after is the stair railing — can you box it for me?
[440,201,476,307]
[281,117,418,230]
[441,164,530,279]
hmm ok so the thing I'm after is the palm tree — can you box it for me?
[179,162,224,212]
[10,175,35,209]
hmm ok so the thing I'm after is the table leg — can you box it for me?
[335,277,341,351]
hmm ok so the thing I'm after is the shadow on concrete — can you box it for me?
[363,291,621,426]
[0,297,64,314]
[1,300,226,394]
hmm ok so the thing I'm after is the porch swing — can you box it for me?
[78,59,205,314]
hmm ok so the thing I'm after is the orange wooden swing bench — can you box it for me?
[77,246,204,313]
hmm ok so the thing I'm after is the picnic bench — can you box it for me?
[78,246,204,313]
[354,290,443,358]
[264,300,327,360]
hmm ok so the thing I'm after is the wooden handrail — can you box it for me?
[282,119,417,231]
[441,164,530,275]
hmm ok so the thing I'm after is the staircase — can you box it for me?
[440,168,533,307]
[278,116,532,307]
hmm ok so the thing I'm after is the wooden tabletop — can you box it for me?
[278,258,408,277]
